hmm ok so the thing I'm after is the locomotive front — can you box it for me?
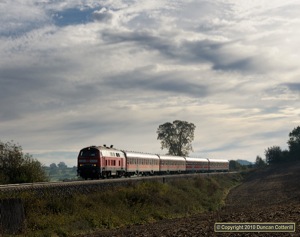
[77,146,101,179]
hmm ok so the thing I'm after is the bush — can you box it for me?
[0,140,48,184]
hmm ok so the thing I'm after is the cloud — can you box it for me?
[92,7,115,23]
[0,1,52,37]
[285,83,300,92]
[104,68,208,98]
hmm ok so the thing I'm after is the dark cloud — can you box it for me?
[101,30,176,58]
[105,70,208,98]
[284,83,300,92]
[0,64,105,121]
[180,40,269,73]
[101,30,267,73]
[92,8,114,22]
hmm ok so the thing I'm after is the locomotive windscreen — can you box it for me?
[80,148,99,157]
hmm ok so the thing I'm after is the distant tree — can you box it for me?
[265,146,284,165]
[49,163,58,175]
[157,120,196,156]
[229,160,243,171]
[287,126,300,160]
[58,162,67,169]
[0,140,48,184]
[255,156,266,168]
[50,163,57,169]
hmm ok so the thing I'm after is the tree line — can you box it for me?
[257,126,300,166]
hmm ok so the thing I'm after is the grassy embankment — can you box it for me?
[3,173,243,237]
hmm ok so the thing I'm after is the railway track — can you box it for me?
[0,172,233,194]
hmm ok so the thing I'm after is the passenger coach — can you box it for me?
[158,155,186,174]
[208,159,229,172]
[185,157,209,173]
[124,151,159,176]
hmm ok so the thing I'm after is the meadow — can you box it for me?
[2,173,243,237]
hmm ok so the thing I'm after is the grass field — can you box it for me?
[3,173,243,236]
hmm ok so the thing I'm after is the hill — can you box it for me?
[236,159,253,166]
[92,162,300,236]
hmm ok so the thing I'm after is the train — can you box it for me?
[77,145,229,179]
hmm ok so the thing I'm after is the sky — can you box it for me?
[1,0,300,167]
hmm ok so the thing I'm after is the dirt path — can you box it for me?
[80,162,300,236]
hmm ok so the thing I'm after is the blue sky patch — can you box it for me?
[52,7,97,26]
